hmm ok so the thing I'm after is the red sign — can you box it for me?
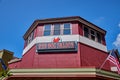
[36,41,77,52]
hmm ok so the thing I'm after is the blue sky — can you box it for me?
[0,0,120,58]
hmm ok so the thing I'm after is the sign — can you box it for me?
[36,41,77,53]
[53,37,61,42]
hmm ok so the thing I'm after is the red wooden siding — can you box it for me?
[78,23,83,36]
[102,34,106,45]
[9,43,81,68]
[36,25,43,37]
[9,61,21,69]
[80,43,110,70]
[71,22,79,35]
[9,43,109,69]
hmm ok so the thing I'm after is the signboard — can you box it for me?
[36,41,77,53]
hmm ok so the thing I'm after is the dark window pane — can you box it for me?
[90,30,95,41]
[97,33,101,43]
[64,23,70,29]
[44,31,51,36]
[91,30,95,35]
[84,27,89,38]
[91,36,95,41]
[54,24,60,30]
[64,29,70,34]
[54,30,60,35]
[45,25,51,30]
[31,31,34,40]
[63,23,71,35]
[54,24,60,35]
[44,24,51,36]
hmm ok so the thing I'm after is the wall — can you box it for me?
[9,21,108,69]
[9,61,21,69]
[80,43,110,70]
[9,42,109,70]
[20,43,81,68]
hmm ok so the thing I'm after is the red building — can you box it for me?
[7,16,120,80]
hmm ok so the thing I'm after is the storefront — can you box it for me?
[7,16,120,80]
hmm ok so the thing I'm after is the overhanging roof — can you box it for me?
[0,49,13,60]
[8,67,120,79]
[23,16,106,40]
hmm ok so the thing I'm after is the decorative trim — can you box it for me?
[79,36,107,52]
[22,35,107,55]
[9,68,120,79]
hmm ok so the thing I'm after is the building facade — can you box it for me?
[7,16,120,80]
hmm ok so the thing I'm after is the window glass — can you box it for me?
[27,30,34,45]
[63,23,71,35]
[54,24,60,35]
[45,25,51,30]
[97,33,101,43]
[91,30,95,35]
[84,27,89,38]
[44,24,51,36]
[31,31,34,40]
[90,30,95,41]
[83,26,102,44]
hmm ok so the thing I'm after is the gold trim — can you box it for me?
[9,68,120,79]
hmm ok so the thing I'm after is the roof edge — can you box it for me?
[23,16,106,40]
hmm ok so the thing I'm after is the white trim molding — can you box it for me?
[79,36,107,52]
[22,35,107,55]
[9,68,120,79]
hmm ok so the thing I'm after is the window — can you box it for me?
[54,24,60,35]
[31,31,34,40]
[83,25,103,44]
[90,30,95,41]
[44,24,51,36]
[27,30,34,45]
[43,23,72,36]
[63,23,71,35]
[97,32,101,43]
[84,27,89,38]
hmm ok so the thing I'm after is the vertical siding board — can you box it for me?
[80,43,110,70]
[72,22,79,35]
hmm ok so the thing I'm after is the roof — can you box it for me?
[8,57,21,64]
[0,49,13,58]
[9,67,120,79]
[23,16,106,40]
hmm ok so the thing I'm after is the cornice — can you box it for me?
[9,67,120,79]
